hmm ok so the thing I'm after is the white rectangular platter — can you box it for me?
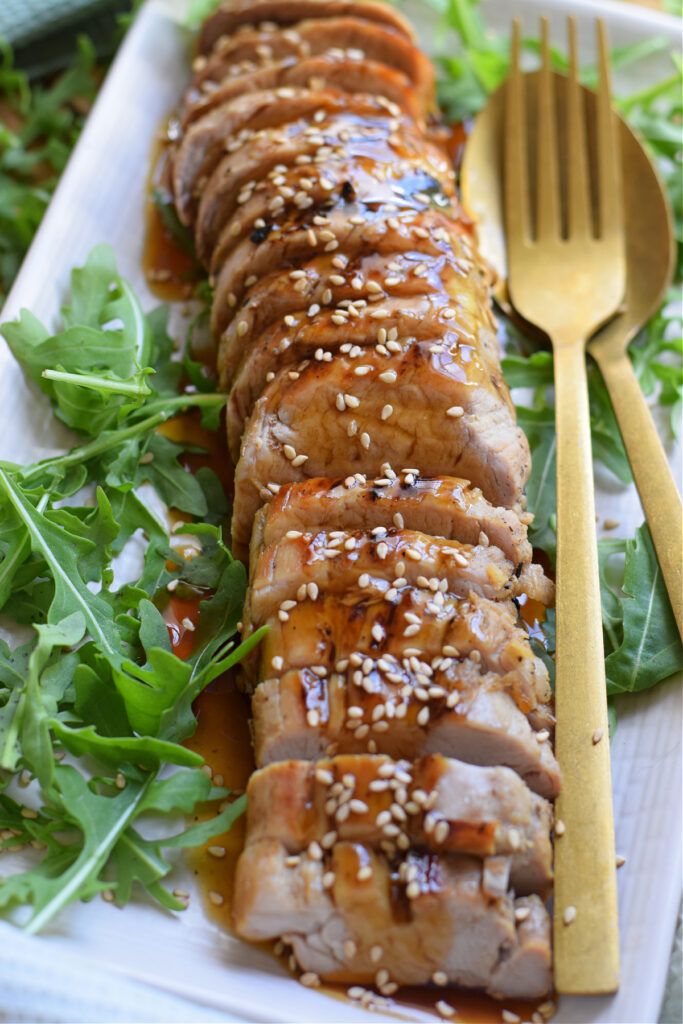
[0,1,680,1021]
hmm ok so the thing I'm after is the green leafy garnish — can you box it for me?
[0,247,256,930]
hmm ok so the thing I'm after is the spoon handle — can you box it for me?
[552,340,619,995]
[589,344,683,639]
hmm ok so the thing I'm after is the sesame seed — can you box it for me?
[563,905,577,925]
[446,405,464,418]
[208,845,226,858]
[115,772,126,789]
[432,970,448,986]
[322,871,335,889]
[307,582,319,600]
[554,819,566,836]
[308,841,323,861]
[377,542,388,559]
[208,890,224,906]
[347,986,366,1000]
[358,573,370,588]
[237,320,248,337]
[271,655,284,671]
[406,880,420,899]
[379,370,397,383]
[592,728,604,744]
[436,1000,455,1018]
[514,906,531,922]
[307,709,320,728]
[360,432,371,449]
[616,853,626,867]
[502,1012,522,1024]
[344,394,360,408]
[315,767,334,785]
[300,972,320,988]
[535,729,550,743]
[356,865,373,881]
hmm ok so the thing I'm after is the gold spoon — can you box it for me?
[461,68,682,639]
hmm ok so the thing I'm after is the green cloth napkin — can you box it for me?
[0,0,133,76]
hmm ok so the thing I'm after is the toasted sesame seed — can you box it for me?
[300,972,320,988]
[592,728,604,744]
[563,905,577,925]
[616,853,626,867]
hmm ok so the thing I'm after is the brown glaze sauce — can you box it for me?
[144,134,201,302]
[147,128,555,1024]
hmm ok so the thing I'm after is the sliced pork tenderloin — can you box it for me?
[244,753,553,895]
[231,337,529,550]
[232,838,552,996]
[191,17,434,110]
[196,0,418,55]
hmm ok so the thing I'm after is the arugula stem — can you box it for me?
[42,369,151,397]
[18,393,226,486]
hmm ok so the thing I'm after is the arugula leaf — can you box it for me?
[601,524,683,694]
[0,245,256,930]
[0,39,96,303]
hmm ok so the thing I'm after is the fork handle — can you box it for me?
[552,341,620,994]
[589,344,683,639]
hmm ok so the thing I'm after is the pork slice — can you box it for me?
[193,17,434,110]
[254,475,532,566]
[246,529,526,626]
[252,667,561,798]
[247,586,551,714]
[217,234,469,389]
[210,203,468,336]
[232,839,552,996]
[227,299,471,450]
[231,338,530,550]
[243,753,553,895]
[183,53,422,128]
[194,111,406,264]
[209,139,455,276]
[171,87,395,225]
[197,0,417,54]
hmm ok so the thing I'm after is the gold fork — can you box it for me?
[504,18,622,994]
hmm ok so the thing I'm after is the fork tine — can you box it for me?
[536,18,561,241]
[595,20,623,239]
[504,19,529,249]
[566,17,592,238]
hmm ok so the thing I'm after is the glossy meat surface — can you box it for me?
[172,0,559,996]
[233,839,552,996]
[244,753,554,895]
